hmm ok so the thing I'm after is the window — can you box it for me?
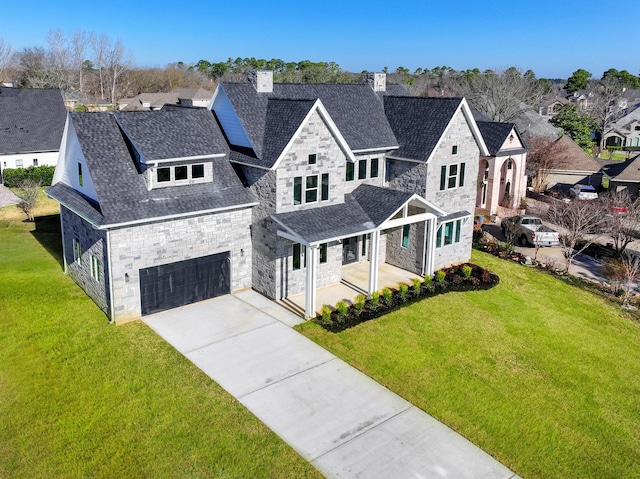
[361,234,367,256]
[507,159,513,170]
[370,158,379,178]
[175,165,188,181]
[33,158,38,166]
[77,162,83,186]
[320,243,328,264]
[358,159,367,179]
[73,238,82,264]
[436,220,463,248]
[293,177,302,205]
[346,162,355,181]
[157,167,171,182]
[293,243,306,270]
[452,145,458,155]
[439,162,466,190]
[306,175,318,203]
[402,225,410,248]
[90,255,100,282]
[308,153,317,165]
[16,159,23,168]
[321,173,329,201]
[192,164,204,178]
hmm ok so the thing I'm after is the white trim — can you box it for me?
[271,99,356,170]
[228,158,270,170]
[106,229,116,323]
[384,212,438,230]
[148,153,225,164]
[385,155,425,164]
[276,228,308,245]
[98,202,258,230]
[352,146,399,153]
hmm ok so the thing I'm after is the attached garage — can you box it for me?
[140,252,231,315]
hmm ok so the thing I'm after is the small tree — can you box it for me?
[16,180,41,222]
[547,200,602,273]
[549,104,597,152]
[599,190,640,256]
[620,251,640,307]
[526,136,570,193]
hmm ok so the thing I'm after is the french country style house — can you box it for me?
[48,71,490,323]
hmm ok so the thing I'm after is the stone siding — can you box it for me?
[108,207,252,322]
[61,206,110,316]
[387,159,427,197]
[385,222,426,275]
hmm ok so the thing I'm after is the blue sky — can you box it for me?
[1,0,637,79]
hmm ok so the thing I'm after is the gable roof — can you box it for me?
[219,82,402,158]
[384,96,488,161]
[0,87,67,154]
[604,154,640,182]
[476,121,527,156]
[548,135,602,173]
[48,111,255,227]
[114,109,228,161]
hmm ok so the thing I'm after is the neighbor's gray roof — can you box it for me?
[114,109,228,161]
[48,111,255,227]
[221,82,403,159]
[0,87,66,154]
[271,184,414,244]
[605,154,640,182]
[476,121,528,156]
[384,96,463,162]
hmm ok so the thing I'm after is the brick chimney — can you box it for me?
[247,70,273,93]
[364,72,386,92]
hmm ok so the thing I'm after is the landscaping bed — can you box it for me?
[315,263,499,332]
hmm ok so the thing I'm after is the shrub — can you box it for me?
[481,267,492,283]
[411,277,422,293]
[462,265,472,279]
[423,274,433,291]
[353,294,366,310]
[3,165,55,187]
[470,276,481,286]
[452,274,464,285]
[15,180,41,222]
[320,305,332,323]
[335,301,348,317]
[381,287,392,304]
[398,283,409,300]
[370,291,380,307]
[435,270,446,284]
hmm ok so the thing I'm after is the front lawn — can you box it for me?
[0,195,320,478]
[298,251,640,479]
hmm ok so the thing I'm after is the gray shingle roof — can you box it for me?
[271,184,414,244]
[48,111,255,227]
[114,109,228,161]
[221,83,401,159]
[605,154,640,182]
[384,96,463,162]
[476,121,527,156]
[0,87,66,154]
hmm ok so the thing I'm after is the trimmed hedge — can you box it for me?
[2,166,55,187]
[314,263,499,333]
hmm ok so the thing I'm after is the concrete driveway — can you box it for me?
[144,290,518,479]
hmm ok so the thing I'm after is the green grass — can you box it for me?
[0,197,320,479]
[298,251,640,479]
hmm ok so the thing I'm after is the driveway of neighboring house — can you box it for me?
[143,290,518,479]
[0,185,20,208]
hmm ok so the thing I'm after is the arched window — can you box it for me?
[507,159,513,170]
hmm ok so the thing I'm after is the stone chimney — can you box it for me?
[247,70,273,93]
[364,72,386,92]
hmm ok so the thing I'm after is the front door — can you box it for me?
[343,236,358,264]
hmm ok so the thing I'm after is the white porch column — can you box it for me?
[368,230,380,297]
[305,245,318,319]
[425,217,437,277]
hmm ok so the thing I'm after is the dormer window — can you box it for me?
[175,166,188,181]
[192,164,204,178]
[157,167,171,182]
[152,162,211,188]
[78,162,83,186]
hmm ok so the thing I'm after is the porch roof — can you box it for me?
[271,184,444,245]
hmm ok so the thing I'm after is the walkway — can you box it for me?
[144,290,518,479]
[0,185,20,208]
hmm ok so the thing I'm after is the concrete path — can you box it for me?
[0,184,20,208]
[143,290,518,479]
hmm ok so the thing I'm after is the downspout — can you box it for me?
[60,207,68,273]
[105,228,116,324]
[421,219,428,276]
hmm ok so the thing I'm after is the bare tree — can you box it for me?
[104,38,131,103]
[72,30,90,94]
[91,33,108,100]
[548,200,602,273]
[590,76,625,151]
[46,29,72,90]
[0,36,14,83]
[620,251,640,307]
[16,47,51,88]
[526,135,569,192]
[16,180,41,222]
[599,190,640,256]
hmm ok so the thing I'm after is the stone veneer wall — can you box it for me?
[108,207,253,322]
[385,222,426,275]
[61,206,110,316]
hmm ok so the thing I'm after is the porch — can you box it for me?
[280,261,421,317]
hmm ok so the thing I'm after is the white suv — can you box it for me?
[569,184,598,200]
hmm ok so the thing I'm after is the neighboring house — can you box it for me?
[48,71,489,323]
[542,135,603,188]
[538,97,569,117]
[475,122,528,218]
[566,90,594,111]
[602,104,640,148]
[601,154,640,196]
[119,88,213,111]
[0,87,67,183]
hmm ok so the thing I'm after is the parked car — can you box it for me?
[570,184,598,200]
[501,215,561,247]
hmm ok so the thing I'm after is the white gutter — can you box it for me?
[145,153,226,164]
[105,229,116,324]
[351,146,399,153]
